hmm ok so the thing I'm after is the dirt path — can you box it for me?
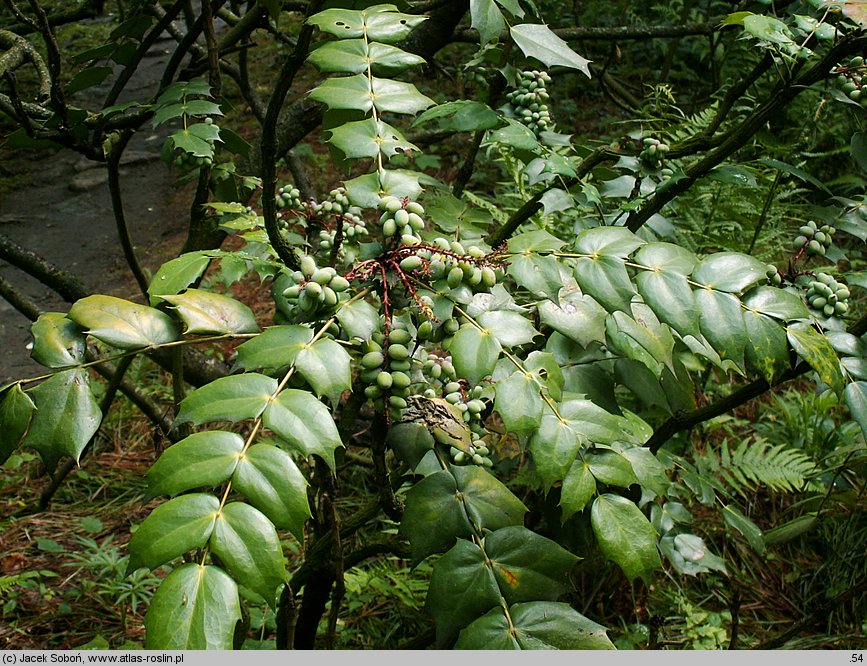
[0,34,190,383]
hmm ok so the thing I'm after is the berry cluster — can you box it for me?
[505,70,554,136]
[639,137,671,169]
[359,326,414,416]
[766,264,783,286]
[805,272,850,318]
[793,220,835,257]
[834,56,867,107]
[417,239,499,292]
[378,196,426,243]
[280,255,351,314]
[439,382,492,467]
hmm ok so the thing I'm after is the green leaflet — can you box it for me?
[386,421,435,471]
[232,325,314,373]
[634,242,698,274]
[507,254,567,302]
[335,298,380,340]
[210,502,286,606]
[691,252,768,293]
[294,338,352,405]
[742,285,811,322]
[413,101,501,132]
[786,322,844,395]
[586,449,638,488]
[573,255,636,312]
[509,24,592,77]
[307,40,425,75]
[590,493,660,582]
[477,310,539,348]
[537,291,607,347]
[494,371,543,438]
[144,564,240,649]
[606,308,675,378]
[695,287,747,368]
[21,369,102,472]
[574,226,644,256]
[128,494,220,572]
[0,384,35,465]
[161,289,260,335]
[471,0,506,44]
[400,470,474,563]
[233,443,311,541]
[845,381,867,437]
[148,253,211,306]
[448,324,502,385]
[528,410,582,489]
[175,374,278,426]
[327,117,419,160]
[308,74,434,115]
[455,602,614,649]
[30,313,86,368]
[560,460,596,520]
[452,464,527,532]
[635,268,700,338]
[147,431,244,499]
[262,389,344,468]
[743,310,790,384]
[307,5,426,43]
[68,295,179,349]
[722,504,765,554]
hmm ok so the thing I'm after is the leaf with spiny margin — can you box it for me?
[743,285,811,322]
[209,502,286,606]
[471,0,506,44]
[591,494,660,582]
[494,371,543,439]
[616,445,669,497]
[0,384,34,465]
[307,6,426,43]
[412,100,500,132]
[425,539,501,647]
[508,230,567,253]
[161,289,259,335]
[146,431,243,499]
[148,253,211,306]
[344,169,422,208]
[636,268,699,337]
[573,255,636,312]
[586,450,638,488]
[560,460,596,521]
[510,24,592,76]
[232,443,311,541]
[448,324,501,385]
[307,39,425,75]
[262,389,343,468]
[743,309,789,384]
[328,117,419,160]
[574,226,644,257]
[294,338,352,405]
[400,470,474,563]
[528,410,582,489]
[232,325,313,373]
[486,526,579,604]
[144,564,240,650]
[175,374,277,426]
[634,242,698,274]
[477,310,538,348]
[786,323,844,395]
[128,494,220,573]
[695,288,747,367]
[308,74,434,115]
[21,369,101,472]
[30,313,86,368]
[508,254,567,303]
[335,299,380,340]
[691,252,768,293]
[537,291,607,347]
[452,464,527,532]
[846,381,867,437]
[455,602,614,649]
[524,350,564,401]
[68,295,179,350]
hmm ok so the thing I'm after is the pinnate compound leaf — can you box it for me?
[68,295,179,349]
[160,289,259,335]
[148,253,211,306]
[743,285,811,321]
[210,502,286,606]
[786,323,844,395]
[452,464,527,532]
[400,470,474,563]
[175,374,277,426]
[232,443,311,541]
[426,539,501,647]
[262,389,344,468]
[692,252,768,293]
[0,384,35,465]
[147,431,244,499]
[307,7,426,43]
[845,381,867,437]
[455,602,614,649]
[307,40,425,75]
[144,563,240,649]
[22,369,101,471]
[30,313,86,368]
[485,526,579,604]
[494,371,543,438]
[590,493,660,582]
[448,324,501,385]
[294,339,352,405]
[232,325,313,373]
[308,74,434,115]
[510,24,591,76]
[128,494,220,572]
